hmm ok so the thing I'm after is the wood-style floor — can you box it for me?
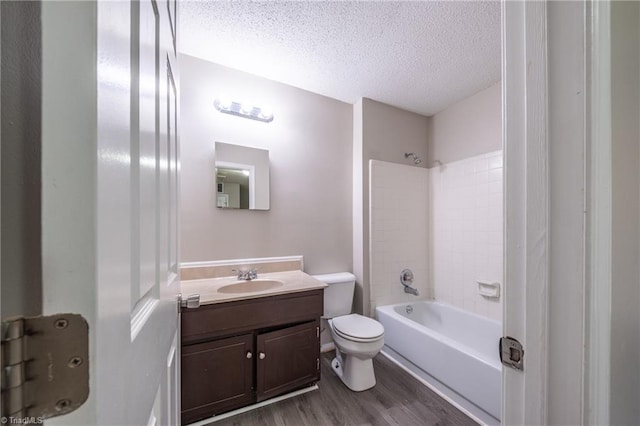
[209,352,479,426]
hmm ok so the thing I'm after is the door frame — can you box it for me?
[502,1,550,423]
[503,0,609,423]
[586,1,612,424]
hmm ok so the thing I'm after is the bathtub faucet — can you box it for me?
[400,269,419,296]
[404,286,419,296]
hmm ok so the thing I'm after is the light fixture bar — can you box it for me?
[214,99,274,123]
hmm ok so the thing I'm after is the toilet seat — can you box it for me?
[331,314,384,342]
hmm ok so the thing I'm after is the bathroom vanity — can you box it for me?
[179,269,325,424]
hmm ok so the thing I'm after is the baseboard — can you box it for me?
[321,342,335,353]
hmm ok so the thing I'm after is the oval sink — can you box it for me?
[217,279,284,294]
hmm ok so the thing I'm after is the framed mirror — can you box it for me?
[215,142,270,210]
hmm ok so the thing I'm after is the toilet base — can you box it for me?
[331,349,377,392]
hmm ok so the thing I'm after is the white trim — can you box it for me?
[546,3,589,422]
[320,341,336,353]
[186,384,318,425]
[523,2,550,421]
[502,0,526,423]
[587,0,612,423]
[502,0,549,424]
[180,255,304,269]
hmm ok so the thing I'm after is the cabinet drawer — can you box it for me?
[182,289,323,344]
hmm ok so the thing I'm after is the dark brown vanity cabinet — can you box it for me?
[181,334,254,420]
[255,321,320,402]
[181,289,323,424]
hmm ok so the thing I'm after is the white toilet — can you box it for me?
[313,272,384,391]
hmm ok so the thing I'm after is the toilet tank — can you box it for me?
[312,272,356,318]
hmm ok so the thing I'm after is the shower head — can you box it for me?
[404,152,422,165]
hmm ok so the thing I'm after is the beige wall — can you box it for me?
[353,98,429,314]
[427,82,501,165]
[180,55,353,274]
[610,2,640,423]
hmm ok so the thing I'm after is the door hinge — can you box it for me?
[500,336,524,370]
[316,326,319,338]
[1,314,89,420]
[178,293,200,309]
[316,358,320,371]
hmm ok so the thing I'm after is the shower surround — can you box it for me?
[368,151,503,321]
[369,160,430,310]
[429,151,503,320]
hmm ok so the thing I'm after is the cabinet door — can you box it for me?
[256,321,320,402]
[181,334,254,423]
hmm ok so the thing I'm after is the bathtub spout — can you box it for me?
[404,286,419,296]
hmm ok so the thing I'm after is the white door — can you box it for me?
[40,1,181,424]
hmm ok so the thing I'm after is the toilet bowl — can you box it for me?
[328,314,384,391]
[312,273,385,392]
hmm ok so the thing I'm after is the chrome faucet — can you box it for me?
[400,268,419,296]
[233,268,258,281]
[404,286,419,296]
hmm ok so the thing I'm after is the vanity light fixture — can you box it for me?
[214,98,274,123]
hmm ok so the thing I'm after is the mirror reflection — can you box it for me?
[215,142,270,210]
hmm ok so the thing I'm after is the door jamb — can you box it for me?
[502,1,550,423]
[586,1,612,424]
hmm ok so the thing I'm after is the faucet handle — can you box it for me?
[231,268,246,279]
[400,269,414,286]
[231,267,259,280]
[247,268,258,280]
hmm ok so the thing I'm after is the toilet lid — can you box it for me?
[332,314,384,340]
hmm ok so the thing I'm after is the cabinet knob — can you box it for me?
[246,351,252,359]
[259,352,266,360]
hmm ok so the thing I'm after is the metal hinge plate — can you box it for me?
[500,336,524,370]
[1,314,89,420]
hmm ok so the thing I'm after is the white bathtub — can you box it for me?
[375,301,502,421]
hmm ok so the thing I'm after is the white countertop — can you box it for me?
[180,270,327,305]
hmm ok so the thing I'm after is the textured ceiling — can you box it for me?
[179,1,501,116]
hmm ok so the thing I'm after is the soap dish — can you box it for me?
[477,281,500,299]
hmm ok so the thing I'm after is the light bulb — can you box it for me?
[217,96,231,110]
[259,105,273,119]
[240,101,253,114]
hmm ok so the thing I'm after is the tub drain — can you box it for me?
[406,305,413,314]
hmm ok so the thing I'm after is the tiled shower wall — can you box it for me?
[369,160,430,310]
[429,151,503,320]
